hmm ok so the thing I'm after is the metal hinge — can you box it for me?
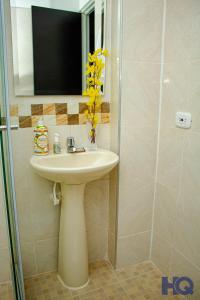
[0,124,19,131]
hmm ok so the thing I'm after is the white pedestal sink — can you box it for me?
[30,150,119,289]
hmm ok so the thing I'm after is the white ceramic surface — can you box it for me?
[30,149,119,289]
[30,150,119,184]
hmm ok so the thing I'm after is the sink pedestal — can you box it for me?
[58,183,89,289]
[30,150,119,288]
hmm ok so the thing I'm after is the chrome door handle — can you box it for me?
[0,124,19,131]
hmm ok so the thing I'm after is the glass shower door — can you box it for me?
[0,0,25,299]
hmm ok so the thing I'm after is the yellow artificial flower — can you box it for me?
[87,77,95,83]
[88,53,95,62]
[95,48,102,55]
[83,48,109,144]
[86,64,95,75]
[102,49,109,56]
[87,98,95,107]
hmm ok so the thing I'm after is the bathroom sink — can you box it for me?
[30,149,119,290]
[30,149,119,184]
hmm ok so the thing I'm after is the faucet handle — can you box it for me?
[67,136,75,148]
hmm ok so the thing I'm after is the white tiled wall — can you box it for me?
[115,0,163,268]
[112,5,200,297]
[151,1,200,298]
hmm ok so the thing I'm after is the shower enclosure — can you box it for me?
[0,1,25,299]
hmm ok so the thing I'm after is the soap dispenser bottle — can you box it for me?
[33,119,49,155]
[53,133,62,154]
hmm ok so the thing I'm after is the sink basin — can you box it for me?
[30,149,119,290]
[30,150,119,184]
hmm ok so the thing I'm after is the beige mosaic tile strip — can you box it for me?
[8,102,110,128]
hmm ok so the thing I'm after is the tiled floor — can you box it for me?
[0,261,185,300]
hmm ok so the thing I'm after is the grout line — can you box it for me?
[149,0,167,260]
[172,245,200,273]
[0,280,13,285]
[150,259,165,276]
[24,270,56,280]
[118,230,151,240]
[115,259,152,272]
[34,236,59,243]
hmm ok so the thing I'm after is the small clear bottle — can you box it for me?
[53,133,62,154]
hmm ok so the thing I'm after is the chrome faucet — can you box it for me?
[66,137,85,153]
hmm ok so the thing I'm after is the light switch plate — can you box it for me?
[176,112,192,129]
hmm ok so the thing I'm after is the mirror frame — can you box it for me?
[10,0,107,97]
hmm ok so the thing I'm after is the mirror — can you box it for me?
[9,0,106,96]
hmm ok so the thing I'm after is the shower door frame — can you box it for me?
[0,0,25,299]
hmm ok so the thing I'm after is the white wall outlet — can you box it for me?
[176,112,192,129]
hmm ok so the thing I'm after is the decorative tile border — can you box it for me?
[8,102,110,128]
